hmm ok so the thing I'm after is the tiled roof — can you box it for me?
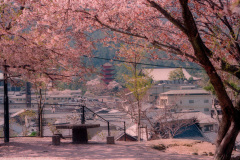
[160,89,210,95]
[144,68,201,81]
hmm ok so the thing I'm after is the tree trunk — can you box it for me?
[38,107,44,137]
[203,59,240,160]
[214,118,240,160]
[177,2,240,159]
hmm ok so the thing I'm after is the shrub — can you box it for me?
[209,152,214,156]
[29,131,37,137]
[201,152,208,156]
[183,144,193,147]
[153,144,166,151]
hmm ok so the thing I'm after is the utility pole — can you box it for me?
[26,82,31,108]
[3,60,9,142]
[133,56,141,142]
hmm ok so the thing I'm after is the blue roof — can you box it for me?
[174,124,203,138]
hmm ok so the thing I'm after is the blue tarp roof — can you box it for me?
[174,124,203,138]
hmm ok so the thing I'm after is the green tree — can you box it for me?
[168,68,186,81]
[124,63,152,141]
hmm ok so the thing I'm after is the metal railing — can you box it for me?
[0,102,119,138]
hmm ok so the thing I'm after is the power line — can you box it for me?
[82,55,204,70]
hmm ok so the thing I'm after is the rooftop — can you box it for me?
[174,112,217,124]
[144,68,201,81]
[160,89,210,95]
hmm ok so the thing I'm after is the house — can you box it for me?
[174,111,218,132]
[147,83,199,103]
[147,110,218,140]
[144,68,201,103]
[158,89,212,114]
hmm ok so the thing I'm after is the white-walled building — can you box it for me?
[158,89,212,114]
[144,68,201,104]
[7,89,82,104]
[147,83,198,103]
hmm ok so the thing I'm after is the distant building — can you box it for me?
[8,89,82,104]
[143,68,201,82]
[147,83,198,103]
[101,63,115,84]
[157,89,212,114]
[144,68,201,104]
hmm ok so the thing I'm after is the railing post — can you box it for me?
[124,121,126,141]
[81,105,85,124]
[107,121,110,136]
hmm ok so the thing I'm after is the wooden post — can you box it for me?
[124,121,126,141]
[52,135,60,145]
[81,105,85,124]
[145,126,148,141]
[107,121,110,136]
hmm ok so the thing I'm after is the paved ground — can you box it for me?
[0,137,212,160]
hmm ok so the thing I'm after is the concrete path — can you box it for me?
[0,137,212,160]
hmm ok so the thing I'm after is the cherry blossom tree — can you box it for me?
[5,0,240,159]
[0,0,92,82]
[0,0,93,139]
[76,1,238,159]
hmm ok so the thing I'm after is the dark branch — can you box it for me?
[146,0,187,34]
[94,15,148,39]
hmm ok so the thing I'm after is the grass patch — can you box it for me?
[183,144,193,147]
[167,143,179,148]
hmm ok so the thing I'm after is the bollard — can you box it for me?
[52,135,61,145]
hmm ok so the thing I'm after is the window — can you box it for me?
[204,108,209,112]
[53,98,56,100]
[204,100,209,103]
[180,100,182,104]
[189,100,194,103]
[204,125,213,132]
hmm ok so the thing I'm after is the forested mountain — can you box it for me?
[84,42,203,83]
[60,31,204,90]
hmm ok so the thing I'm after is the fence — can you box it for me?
[0,101,132,141]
